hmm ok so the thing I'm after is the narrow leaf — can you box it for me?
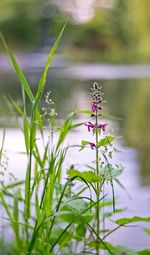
[104,164,123,181]
[116,216,150,225]
[0,34,34,102]
[35,20,67,104]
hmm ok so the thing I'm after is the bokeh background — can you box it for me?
[0,0,150,250]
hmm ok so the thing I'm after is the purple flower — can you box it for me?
[89,142,96,150]
[92,103,97,112]
[98,123,107,132]
[85,122,95,132]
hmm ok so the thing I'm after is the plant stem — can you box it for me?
[95,110,100,255]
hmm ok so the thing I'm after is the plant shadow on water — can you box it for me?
[0,26,150,254]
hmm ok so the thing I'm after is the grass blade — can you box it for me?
[0,128,6,162]
[13,190,19,240]
[0,34,34,102]
[35,20,68,104]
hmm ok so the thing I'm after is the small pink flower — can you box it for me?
[92,103,97,112]
[89,142,96,149]
[98,123,107,132]
[85,122,107,132]
[85,122,95,132]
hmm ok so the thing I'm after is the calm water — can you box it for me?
[0,65,150,249]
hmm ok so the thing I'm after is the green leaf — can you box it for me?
[13,190,19,239]
[79,110,93,115]
[89,241,134,254]
[104,208,126,218]
[0,191,21,246]
[67,169,103,183]
[56,111,76,151]
[23,113,30,153]
[98,136,116,146]
[2,180,24,190]
[35,193,41,224]
[76,223,86,237]
[0,34,34,102]
[36,108,43,136]
[59,211,77,222]
[35,20,67,104]
[63,199,87,212]
[116,216,150,225]
[80,140,90,151]
[144,229,150,236]
[138,249,150,255]
[104,164,123,181]
[0,128,6,161]
[70,122,85,129]
[9,97,23,116]
[50,227,71,247]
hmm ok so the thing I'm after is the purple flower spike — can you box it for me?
[92,103,97,112]
[85,122,95,132]
[89,142,96,150]
[98,123,108,132]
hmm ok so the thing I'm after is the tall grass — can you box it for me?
[0,24,150,255]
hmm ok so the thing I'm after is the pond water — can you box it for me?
[0,63,150,250]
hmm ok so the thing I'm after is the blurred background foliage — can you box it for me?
[0,0,150,63]
[0,0,150,187]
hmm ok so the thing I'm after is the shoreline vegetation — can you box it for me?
[0,24,150,255]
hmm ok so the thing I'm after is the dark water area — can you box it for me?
[0,66,150,249]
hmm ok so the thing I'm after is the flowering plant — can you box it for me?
[67,82,123,255]
[1,24,150,255]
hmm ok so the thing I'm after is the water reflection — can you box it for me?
[104,79,150,186]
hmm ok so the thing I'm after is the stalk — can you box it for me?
[95,106,100,255]
[90,82,104,255]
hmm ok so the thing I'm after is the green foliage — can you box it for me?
[89,241,134,254]
[0,26,150,255]
[67,169,103,183]
[80,140,91,151]
[138,250,150,255]
[103,164,123,181]
[116,216,150,225]
[98,136,116,146]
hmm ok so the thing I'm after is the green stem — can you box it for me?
[95,110,100,255]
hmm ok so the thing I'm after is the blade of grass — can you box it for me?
[0,128,6,162]
[0,191,21,247]
[25,21,67,220]
[13,190,19,242]
[8,96,23,116]
[56,111,76,152]
[2,180,25,190]
[0,34,34,102]
[34,20,68,105]
[49,195,108,253]
[28,195,106,253]
[22,85,30,154]
[87,223,114,255]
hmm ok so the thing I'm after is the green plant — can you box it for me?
[0,24,150,255]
